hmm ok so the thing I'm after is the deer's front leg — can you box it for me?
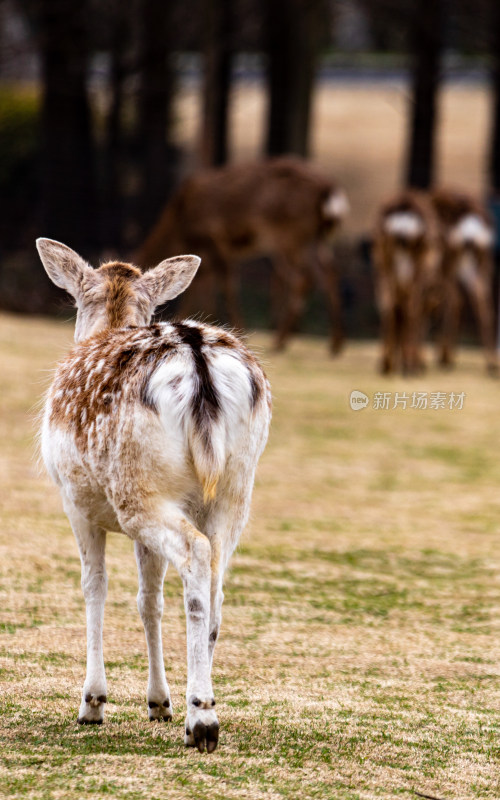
[134,542,172,721]
[64,500,108,724]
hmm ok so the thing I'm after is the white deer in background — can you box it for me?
[37,238,271,753]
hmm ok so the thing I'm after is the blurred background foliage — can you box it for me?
[0,0,499,332]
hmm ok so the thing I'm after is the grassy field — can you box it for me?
[1,311,500,799]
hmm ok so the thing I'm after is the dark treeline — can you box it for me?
[0,0,499,312]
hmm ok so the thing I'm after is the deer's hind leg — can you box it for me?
[201,467,260,673]
[465,254,498,374]
[123,505,218,753]
[314,242,344,355]
[63,499,108,725]
[377,292,397,375]
[272,251,311,351]
[438,279,462,369]
[134,542,172,721]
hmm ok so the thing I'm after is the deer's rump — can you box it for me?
[42,320,270,517]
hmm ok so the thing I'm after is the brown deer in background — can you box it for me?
[134,157,349,353]
[373,191,438,374]
[430,188,498,375]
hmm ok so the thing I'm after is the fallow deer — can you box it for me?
[373,191,438,374]
[430,188,498,374]
[37,239,271,753]
[134,156,349,353]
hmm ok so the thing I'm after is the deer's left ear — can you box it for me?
[140,255,201,308]
[36,238,96,300]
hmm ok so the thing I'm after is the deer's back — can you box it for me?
[174,158,334,247]
[431,188,491,229]
[42,321,271,530]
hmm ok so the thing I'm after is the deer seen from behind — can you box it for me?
[36,238,271,754]
[134,156,349,354]
[431,188,498,375]
[373,191,438,375]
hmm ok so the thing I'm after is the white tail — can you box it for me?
[374,188,498,376]
[448,214,494,249]
[383,211,424,241]
[37,239,271,753]
[322,189,350,221]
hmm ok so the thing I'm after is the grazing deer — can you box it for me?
[36,238,271,754]
[431,188,498,374]
[134,156,349,353]
[373,191,438,374]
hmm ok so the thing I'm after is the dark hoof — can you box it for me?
[185,721,219,753]
[329,337,344,357]
[77,717,103,725]
[189,720,219,754]
[438,355,454,371]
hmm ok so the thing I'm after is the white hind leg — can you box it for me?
[122,504,219,753]
[202,480,256,673]
[208,537,224,673]
[134,542,172,721]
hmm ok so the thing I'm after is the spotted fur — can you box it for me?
[47,319,268,502]
[37,238,271,752]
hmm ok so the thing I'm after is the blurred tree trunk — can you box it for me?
[136,0,175,237]
[264,0,325,158]
[102,2,130,250]
[489,1,500,194]
[38,0,98,253]
[405,0,444,190]
[200,0,233,166]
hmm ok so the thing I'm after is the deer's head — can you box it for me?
[36,239,200,342]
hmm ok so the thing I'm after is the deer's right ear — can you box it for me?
[36,238,95,299]
[140,254,201,308]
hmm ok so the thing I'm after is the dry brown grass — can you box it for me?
[1,311,500,799]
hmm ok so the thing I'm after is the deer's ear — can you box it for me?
[36,238,95,299]
[140,255,201,308]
